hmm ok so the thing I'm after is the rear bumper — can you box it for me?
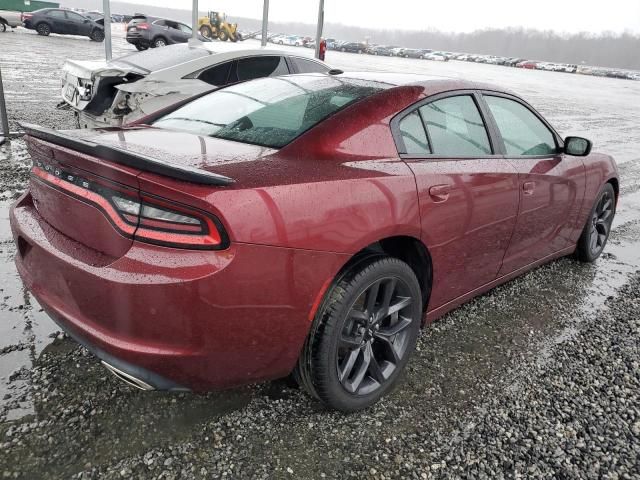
[11,192,347,390]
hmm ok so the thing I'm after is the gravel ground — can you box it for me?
[1,27,640,479]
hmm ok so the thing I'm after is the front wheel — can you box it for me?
[199,25,212,38]
[218,30,229,41]
[90,29,104,42]
[294,256,422,412]
[575,183,616,262]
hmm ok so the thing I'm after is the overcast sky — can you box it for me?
[124,0,640,34]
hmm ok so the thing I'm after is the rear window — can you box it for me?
[112,44,211,73]
[152,75,385,148]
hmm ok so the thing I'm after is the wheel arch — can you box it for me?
[607,176,619,202]
[332,235,433,316]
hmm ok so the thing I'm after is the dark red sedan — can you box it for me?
[11,72,618,411]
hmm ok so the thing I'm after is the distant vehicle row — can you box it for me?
[261,33,640,80]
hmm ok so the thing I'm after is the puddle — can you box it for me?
[0,205,59,421]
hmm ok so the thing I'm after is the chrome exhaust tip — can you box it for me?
[101,360,155,391]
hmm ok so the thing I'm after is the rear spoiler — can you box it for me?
[20,123,235,187]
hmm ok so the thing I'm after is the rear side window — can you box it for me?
[398,111,430,154]
[198,61,233,86]
[419,95,491,156]
[47,10,66,18]
[235,56,289,81]
[289,57,329,74]
[484,96,556,156]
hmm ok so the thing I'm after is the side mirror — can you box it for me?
[564,136,592,156]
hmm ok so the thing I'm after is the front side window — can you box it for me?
[484,95,556,156]
[236,56,289,81]
[419,95,492,156]
[153,76,385,148]
[398,111,430,155]
[66,12,86,22]
[178,23,192,34]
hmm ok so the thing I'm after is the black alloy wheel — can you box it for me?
[588,188,615,256]
[576,183,616,262]
[336,276,415,395]
[294,256,422,412]
[36,23,51,36]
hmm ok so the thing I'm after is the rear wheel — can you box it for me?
[575,183,616,262]
[36,23,51,36]
[294,256,422,412]
[152,36,167,47]
[199,25,212,38]
[0,22,6,33]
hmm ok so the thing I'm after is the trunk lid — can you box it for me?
[61,59,146,112]
[22,124,274,257]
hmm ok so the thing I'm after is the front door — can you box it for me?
[480,94,586,275]
[394,93,520,309]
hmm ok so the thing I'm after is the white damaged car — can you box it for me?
[60,43,332,128]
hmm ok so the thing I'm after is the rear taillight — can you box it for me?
[32,164,226,250]
[135,22,149,30]
[22,13,33,21]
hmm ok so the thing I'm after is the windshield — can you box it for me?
[152,75,385,148]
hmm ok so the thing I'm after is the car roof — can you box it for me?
[321,71,512,96]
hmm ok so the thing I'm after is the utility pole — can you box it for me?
[261,0,269,47]
[190,0,199,44]
[103,0,112,60]
[0,65,9,145]
[314,0,324,59]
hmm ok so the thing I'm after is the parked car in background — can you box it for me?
[276,35,303,47]
[367,45,395,56]
[22,8,105,41]
[339,42,367,53]
[403,48,433,59]
[325,38,338,49]
[0,9,22,31]
[517,60,538,69]
[424,52,449,61]
[16,72,617,411]
[126,14,209,50]
[60,44,332,128]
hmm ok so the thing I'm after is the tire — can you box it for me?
[358,49,362,54]
[341,47,346,52]
[219,30,229,41]
[199,25,212,38]
[0,22,6,33]
[36,23,51,36]
[374,51,378,55]
[90,29,104,42]
[294,256,422,412]
[135,44,147,51]
[575,183,616,262]
[152,37,167,48]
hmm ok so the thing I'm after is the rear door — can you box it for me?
[480,93,586,275]
[45,9,67,34]
[393,92,520,309]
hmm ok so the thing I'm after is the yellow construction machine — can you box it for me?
[197,11,240,42]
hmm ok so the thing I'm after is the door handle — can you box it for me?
[429,184,451,202]
[523,181,536,195]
